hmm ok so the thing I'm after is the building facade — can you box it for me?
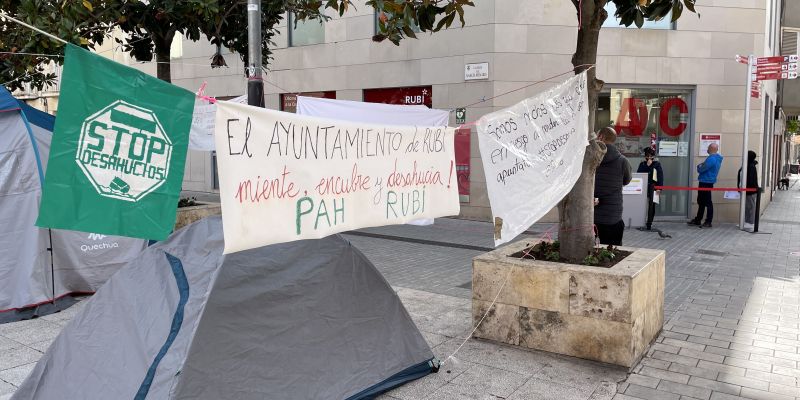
[18,0,788,224]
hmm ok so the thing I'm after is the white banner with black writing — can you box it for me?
[477,72,589,246]
[214,102,460,253]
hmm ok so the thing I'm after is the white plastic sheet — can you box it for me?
[477,72,589,246]
[296,96,450,226]
[296,96,449,127]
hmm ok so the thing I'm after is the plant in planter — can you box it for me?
[513,241,632,268]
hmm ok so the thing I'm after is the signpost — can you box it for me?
[737,54,798,230]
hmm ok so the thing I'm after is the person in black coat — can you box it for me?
[594,127,632,245]
[738,150,759,229]
[637,147,664,231]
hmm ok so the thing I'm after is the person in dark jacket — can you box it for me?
[594,127,632,245]
[637,147,664,231]
[738,150,759,230]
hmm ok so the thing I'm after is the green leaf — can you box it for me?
[634,11,644,28]
[402,25,417,38]
[671,2,683,22]
[82,0,93,12]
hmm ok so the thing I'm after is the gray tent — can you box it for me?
[0,85,146,321]
[13,216,436,400]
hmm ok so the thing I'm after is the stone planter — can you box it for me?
[472,241,665,368]
[174,203,222,230]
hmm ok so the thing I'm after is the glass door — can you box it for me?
[597,87,694,219]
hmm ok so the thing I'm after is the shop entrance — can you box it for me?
[597,87,695,219]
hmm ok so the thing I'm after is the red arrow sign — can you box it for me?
[757,56,793,65]
[752,71,798,81]
[753,72,783,80]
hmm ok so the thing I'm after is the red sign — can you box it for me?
[614,98,648,136]
[614,97,689,137]
[659,98,689,137]
[757,55,798,65]
[752,71,798,81]
[454,127,471,200]
[280,91,336,113]
[751,81,761,98]
[363,86,433,108]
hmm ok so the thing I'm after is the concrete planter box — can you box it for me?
[472,241,665,368]
[174,203,221,230]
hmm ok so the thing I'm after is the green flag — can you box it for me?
[36,44,193,240]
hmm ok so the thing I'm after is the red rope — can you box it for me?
[655,186,757,192]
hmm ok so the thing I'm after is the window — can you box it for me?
[289,13,325,46]
[602,3,674,30]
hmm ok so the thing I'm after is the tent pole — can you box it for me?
[47,228,55,304]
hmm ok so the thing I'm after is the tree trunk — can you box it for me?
[153,30,176,83]
[558,0,608,263]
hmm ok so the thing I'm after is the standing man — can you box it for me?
[594,127,632,245]
[688,143,723,228]
[738,150,759,231]
[637,147,664,231]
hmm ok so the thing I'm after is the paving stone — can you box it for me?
[447,364,529,399]
[677,348,725,364]
[612,395,645,400]
[721,356,773,372]
[0,346,41,371]
[695,360,746,376]
[652,351,701,367]
[664,338,707,352]
[625,374,660,388]
[667,363,719,380]
[702,346,750,360]
[0,362,35,387]
[639,367,690,385]
[715,373,770,391]
[623,384,680,400]
[655,380,712,400]
[686,376,742,396]
[708,392,747,400]
[507,377,594,400]
[743,369,797,387]
[739,387,795,400]
[766,382,800,398]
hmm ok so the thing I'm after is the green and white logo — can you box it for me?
[76,100,172,202]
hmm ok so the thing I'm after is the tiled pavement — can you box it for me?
[2,187,800,399]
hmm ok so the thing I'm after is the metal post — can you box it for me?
[754,187,761,233]
[247,0,264,107]
[739,55,754,230]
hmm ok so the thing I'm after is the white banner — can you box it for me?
[189,95,246,151]
[477,72,589,246]
[214,102,460,253]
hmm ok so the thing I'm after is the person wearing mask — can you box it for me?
[594,127,632,245]
[688,143,723,228]
[637,147,664,231]
[738,150,759,231]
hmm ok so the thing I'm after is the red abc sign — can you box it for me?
[614,97,688,137]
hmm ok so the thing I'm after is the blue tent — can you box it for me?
[0,86,146,321]
[13,217,437,399]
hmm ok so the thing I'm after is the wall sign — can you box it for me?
[465,62,489,81]
[699,134,721,156]
[363,86,432,108]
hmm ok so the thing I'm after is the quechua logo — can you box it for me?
[75,100,172,202]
